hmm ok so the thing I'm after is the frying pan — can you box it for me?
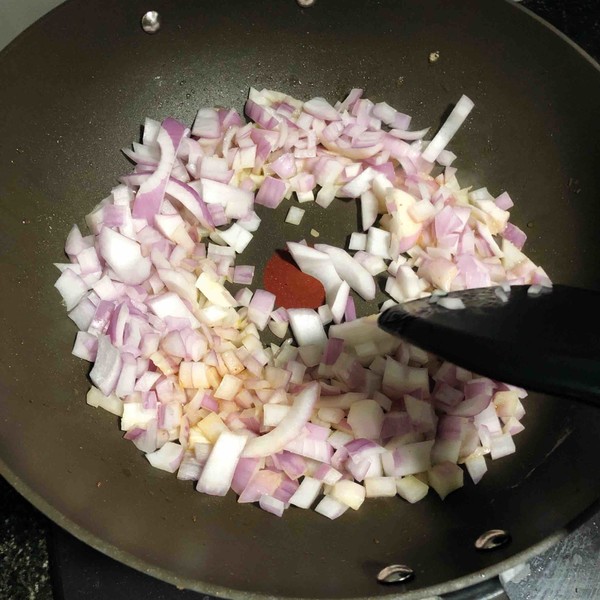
[1,0,600,598]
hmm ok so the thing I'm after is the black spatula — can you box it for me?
[378,284,600,406]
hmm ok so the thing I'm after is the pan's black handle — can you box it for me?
[440,576,509,600]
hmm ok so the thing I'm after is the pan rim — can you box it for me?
[1,0,600,597]
[3,459,599,599]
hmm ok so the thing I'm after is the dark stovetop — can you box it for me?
[1,1,600,599]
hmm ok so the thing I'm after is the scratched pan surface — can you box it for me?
[1,0,600,598]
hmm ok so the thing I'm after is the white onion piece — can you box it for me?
[147,292,201,328]
[154,214,193,249]
[437,297,466,310]
[383,358,429,397]
[330,281,350,325]
[314,244,376,301]
[247,289,276,331]
[493,391,519,417]
[157,269,196,304]
[354,251,387,276]
[364,476,397,498]
[165,179,214,229]
[405,395,437,433]
[317,304,333,325]
[297,344,323,368]
[317,392,368,410]
[371,173,393,204]
[318,407,345,424]
[314,495,349,519]
[285,206,305,225]
[132,118,188,222]
[421,95,474,163]
[315,185,338,209]
[288,309,327,347]
[395,476,429,503]
[490,433,516,460]
[89,336,122,396]
[177,452,203,481]
[347,400,384,440]
[268,320,289,338]
[142,117,161,145]
[215,374,243,401]
[287,242,342,304]
[54,269,89,311]
[340,167,375,198]
[314,464,343,485]
[86,386,123,416]
[121,402,156,431]
[329,315,399,354]
[201,179,253,219]
[382,440,434,477]
[259,495,285,517]
[465,454,488,484]
[235,288,253,307]
[395,266,424,301]
[98,227,151,285]
[329,480,366,510]
[348,232,367,251]
[366,227,391,259]
[242,382,319,458]
[192,108,220,138]
[196,431,247,496]
[220,223,254,253]
[146,441,184,473]
[196,272,236,307]
[263,404,290,427]
[303,97,341,121]
[237,211,262,232]
[419,258,457,292]
[431,438,461,466]
[289,476,323,509]
[503,417,525,436]
[428,462,464,499]
[474,404,503,436]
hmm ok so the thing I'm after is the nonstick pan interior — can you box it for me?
[1,0,600,598]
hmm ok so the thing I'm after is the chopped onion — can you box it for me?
[428,461,464,500]
[255,176,287,209]
[242,382,319,458]
[421,95,474,163]
[57,86,540,521]
[220,223,254,254]
[395,475,429,503]
[347,400,384,440]
[382,440,434,477]
[314,244,376,301]
[464,454,488,484]
[288,309,327,347]
[287,242,342,305]
[314,495,349,519]
[329,480,366,510]
[364,476,397,497]
[247,289,276,331]
[146,441,184,473]
[285,206,305,225]
[490,432,516,460]
[132,118,189,222]
[289,476,322,509]
[196,431,247,496]
[437,297,466,310]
